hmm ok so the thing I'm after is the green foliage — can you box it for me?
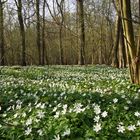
[0,65,140,139]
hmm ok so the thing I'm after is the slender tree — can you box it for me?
[15,0,26,66]
[0,0,4,66]
[111,12,120,67]
[112,0,126,68]
[56,0,64,65]
[77,0,85,65]
[36,0,41,65]
[42,0,46,65]
[0,0,5,65]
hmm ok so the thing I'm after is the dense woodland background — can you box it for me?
[0,0,139,67]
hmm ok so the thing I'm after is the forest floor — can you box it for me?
[0,65,140,140]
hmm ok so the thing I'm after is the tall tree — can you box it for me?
[77,0,85,65]
[56,0,64,65]
[0,0,5,66]
[120,0,140,84]
[111,11,120,67]
[112,0,126,68]
[15,0,26,66]
[36,0,41,65]
[42,0,47,65]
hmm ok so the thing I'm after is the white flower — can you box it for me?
[62,104,67,114]
[26,118,32,126]
[74,103,83,108]
[37,129,43,136]
[35,118,40,123]
[7,106,11,111]
[63,104,68,110]
[62,128,70,137]
[14,113,18,118]
[117,125,125,133]
[127,125,136,131]
[28,103,31,107]
[101,111,108,118]
[127,100,132,104]
[134,111,140,117]
[22,112,26,117]
[113,98,118,103]
[94,115,100,122]
[13,121,18,125]
[16,104,21,109]
[2,114,7,117]
[0,106,1,111]
[73,103,85,113]
[36,103,41,108]
[124,106,129,110]
[40,103,45,109]
[25,127,32,135]
[57,103,61,108]
[37,111,45,119]
[53,134,60,140]
[53,107,57,112]
[54,111,60,118]
[28,108,32,112]
[119,122,124,125]
[69,108,73,113]
[94,105,101,115]
[121,95,125,98]
[137,121,140,126]
[62,109,67,115]
[93,123,102,132]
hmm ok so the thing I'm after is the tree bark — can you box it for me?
[15,0,26,66]
[118,22,126,68]
[0,0,4,65]
[121,0,140,84]
[111,14,120,67]
[112,0,127,68]
[42,0,46,65]
[77,0,85,65]
[36,0,41,65]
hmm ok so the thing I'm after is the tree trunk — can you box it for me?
[16,0,26,66]
[121,0,140,84]
[0,1,4,65]
[59,25,64,65]
[77,0,85,65]
[118,23,127,68]
[111,14,120,67]
[36,0,41,65]
[55,0,64,65]
[42,0,46,65]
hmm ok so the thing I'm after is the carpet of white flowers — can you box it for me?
[0,65,140,140]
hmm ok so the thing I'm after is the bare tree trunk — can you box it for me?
[111,14,120,67]
[76,1,79,64]
[0,0,4,65]
[42,0,46,65]
[99,18,103,64]
[119,23,126,68]
[121,0,140,84]
[111,0,127,68]
[15,0,26,66]
[77,0,85,65]
[59,24,64,65]
[56,0,64,65]
[36,0,41,65]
